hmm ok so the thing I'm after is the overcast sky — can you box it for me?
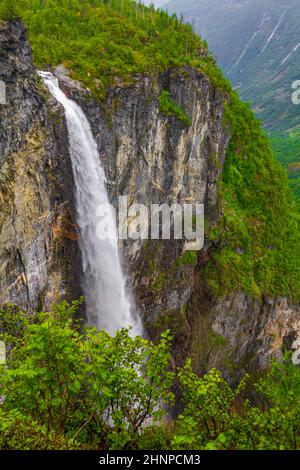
[142,1,169,7]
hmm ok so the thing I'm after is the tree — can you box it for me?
[172,360,248,449]
[172,356,300,450]
[0,301,174,449]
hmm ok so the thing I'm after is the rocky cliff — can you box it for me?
[0,20,299,377]
[0,20,82,311]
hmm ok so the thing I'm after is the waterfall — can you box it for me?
[39,71,142,336]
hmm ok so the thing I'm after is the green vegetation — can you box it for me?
[0,0,19,20]
[205,94,300,300]
[173,250,197,267]
[272,128,300,205]
[173,358,300,450]
[0,2,299,451]
[0,301,174,450]
[159,90,191,126]
[0,0,226,98]
[167,0,300,131]
[0,301,299,450]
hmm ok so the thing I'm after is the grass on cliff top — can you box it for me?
[1,0,299,301]
[0,0,229,97]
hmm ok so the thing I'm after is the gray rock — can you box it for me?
[0,20,82,312]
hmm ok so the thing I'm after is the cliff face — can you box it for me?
[0,21,82,311]
[0,21,299,376]
[60,62,230,367]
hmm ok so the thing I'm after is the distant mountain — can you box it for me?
[165,0,300,131]
[165,0,300,200]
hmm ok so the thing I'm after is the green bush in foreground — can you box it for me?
[0,300,174,449]
[0,301,299,450]
[173,357,300,450]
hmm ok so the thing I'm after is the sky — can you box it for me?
[142,0,169,7]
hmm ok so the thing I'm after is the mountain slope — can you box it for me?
[166,0,299,130]
[165,0,300,201]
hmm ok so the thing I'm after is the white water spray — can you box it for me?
[39,71,142,336]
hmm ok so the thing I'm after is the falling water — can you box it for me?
[39,71,141,336]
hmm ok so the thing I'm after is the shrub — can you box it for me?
[159,90,192,126]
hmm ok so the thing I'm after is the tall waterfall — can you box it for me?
[39,72,141,336]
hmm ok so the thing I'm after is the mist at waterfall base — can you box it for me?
[39,72,142,337]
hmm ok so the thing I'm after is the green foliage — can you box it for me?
[272,128,300,205]
[247,356,300,450]
[166,0,300,133]
[0,301,299,450]
[159,90,191,126]
[3,2,296,301]
[205,93,300,300]
[172,355,300,450]
[0,409,78,450]
[167,0,300,204]
[0,301,174,450]
[175,250,197,266]
[3,0,218,98]
[137,426,169,450]
[0,0,19,20]
[0,2,299,448]
[172,360,248,449]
